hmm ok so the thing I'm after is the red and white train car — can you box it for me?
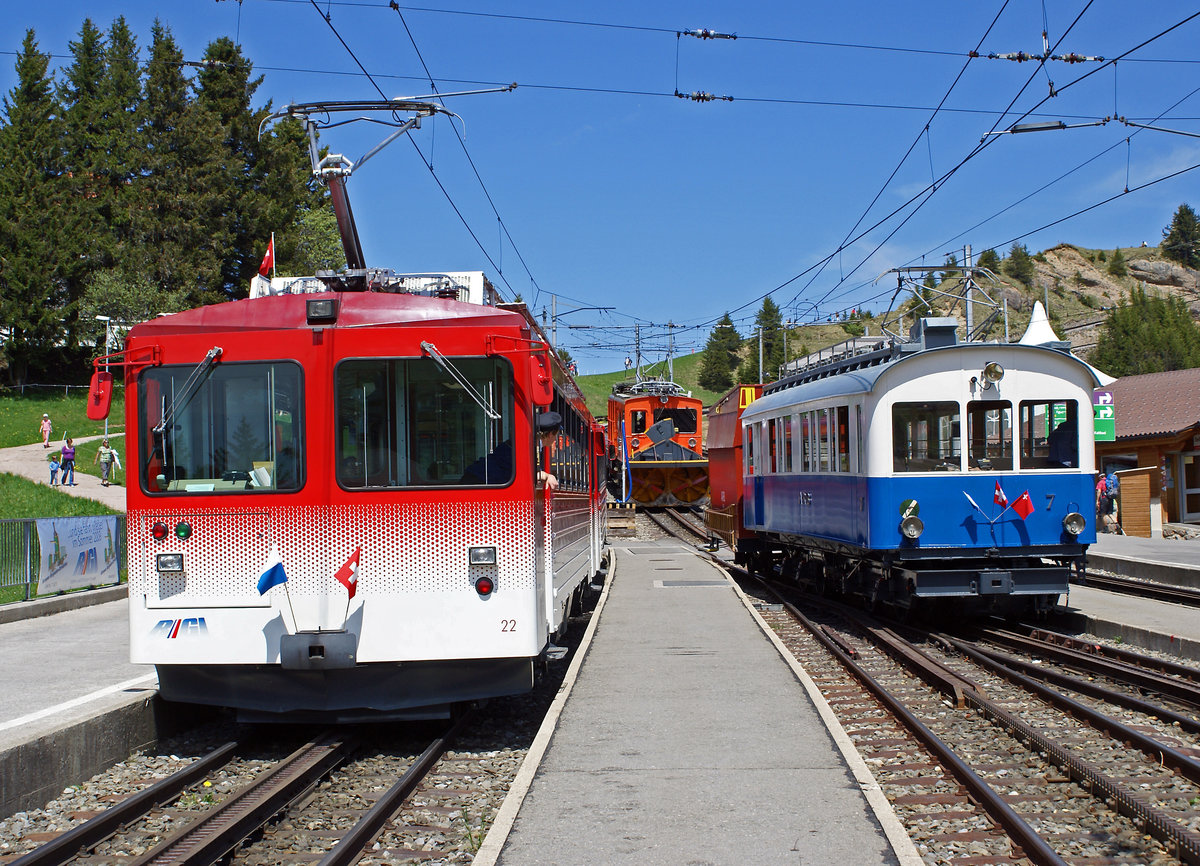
[90,275,604,721]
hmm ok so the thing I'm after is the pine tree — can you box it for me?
[1005,242,1035,288]
[1090,287,1200,376]
[976,248,1001,272]
[1107,248,1127,277]
[136,22,230,308]
[698,313,740,392]
[1162,204,1200,269]
[0,31,69,383]
[737,298,784,383]
[58,20,112,344]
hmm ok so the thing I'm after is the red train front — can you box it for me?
[93,277,604,721]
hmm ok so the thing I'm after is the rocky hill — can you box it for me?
[788,243,1200,366]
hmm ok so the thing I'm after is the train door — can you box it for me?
[1180,453,1200,523]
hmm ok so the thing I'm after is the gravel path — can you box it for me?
[0,436,126,512]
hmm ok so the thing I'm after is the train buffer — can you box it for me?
[606,501,636,536]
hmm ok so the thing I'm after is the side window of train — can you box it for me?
[743,425,754,475]
[892,401,962,472]
[967,400,1013,471]
[1019,400,1078,469]
[630,410,647,435]
[800,411,812,472]
[836,406,850,472]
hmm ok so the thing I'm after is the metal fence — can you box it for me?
[0,517,126,600]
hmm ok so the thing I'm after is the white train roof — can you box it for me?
[743,312,1104,422]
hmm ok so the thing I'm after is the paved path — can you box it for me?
[0,436,126,512]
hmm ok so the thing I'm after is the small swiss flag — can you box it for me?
[1012,491,1035,520]
[993,481,1008,508]
[258,236,274,277]
[335,547,360,599]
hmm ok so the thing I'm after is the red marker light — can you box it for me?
[474,576,495,596]
[152,522,169,540]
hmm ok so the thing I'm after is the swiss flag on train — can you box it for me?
[1012,491,1035,520]
[258,236,274,277]
[993,481,1008,508]
[335,547,360,599]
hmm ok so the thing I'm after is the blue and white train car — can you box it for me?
[736,312,1101,616]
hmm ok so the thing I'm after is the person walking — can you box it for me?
[60,438,77,486]
[93,438,116,486]
[39,414,52,448]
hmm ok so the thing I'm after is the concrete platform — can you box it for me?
[1051,532,1200,660]
[486,540,919,866]
[0,592,166,819]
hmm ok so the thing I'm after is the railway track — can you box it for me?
[647,507,1200,863]
[1080,570,1200,608]
[11,720,477,866]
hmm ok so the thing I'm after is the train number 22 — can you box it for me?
[501,619,517,632]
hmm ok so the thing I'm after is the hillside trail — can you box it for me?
[0,435,126,513]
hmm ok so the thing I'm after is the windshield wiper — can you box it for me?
[154,347,223,435]
[420,341,500,420]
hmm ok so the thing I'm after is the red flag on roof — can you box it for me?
[258,236,274,277]
[993,481,1007,508]
[1012,491,1035,520]
[335,547,360,599]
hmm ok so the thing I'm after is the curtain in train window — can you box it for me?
[892,401,961,472]
[800,411,812,472]
[818,409,831,472]
[781,415,793,473]
[1019,400,1078,469]
[141,362,303,494]
[768,419,779,473]
[967,400,1012,471]
[836,406,850,472]
[336,356,513,488]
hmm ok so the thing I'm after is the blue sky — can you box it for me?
[4,2,1199,372]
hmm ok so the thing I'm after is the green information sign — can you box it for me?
[1093,389,1115,442]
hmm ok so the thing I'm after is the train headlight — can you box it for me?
[474,575,496,596]
[631,438,640,449]
[468,546,497,566]
[151,522,169,541]
[156,553,184,573]
[1062,512,1086,536]
[982,362,1004,387]
[688,437,697,448]
[900,515,924,539]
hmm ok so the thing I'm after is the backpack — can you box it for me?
[1105,472,1119,496]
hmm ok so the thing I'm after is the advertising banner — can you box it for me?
[35,516,120,594]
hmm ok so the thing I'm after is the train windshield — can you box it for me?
[654,407,697,434]
[892,401,961,472]
[336,356,513,488]
[140,362,303,494]
[967,400,1013,471]
[1019,400,1078,469]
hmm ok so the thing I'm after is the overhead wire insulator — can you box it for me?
[1052,53,1105,63]
[988,51,1044,62]
[681,28,736,40]
[674,90,734,103]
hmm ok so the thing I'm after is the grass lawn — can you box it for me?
[0,391,126,603]
[0,388,125,448]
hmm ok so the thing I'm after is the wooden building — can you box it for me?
[1095,368,1200,532]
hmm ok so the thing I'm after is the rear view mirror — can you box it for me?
[530,351,553,407]
[86,371,113,420]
